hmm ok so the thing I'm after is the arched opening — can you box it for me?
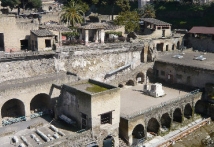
[1,99,25,119]
[136,72,145,84]
[172,44,175,50]
[177,41,180,49]
[118,84,124,88]
[132,124,145,139]
[126,80,134,86]
[184,104,192,119]
[146,68,153,83]
[103,135,114,147]
[173,108,182,123]
[161,113,171,129]
[147,118,160,135]
[195,100,207,116]
[141,49,144,62]
[30,93,51,113]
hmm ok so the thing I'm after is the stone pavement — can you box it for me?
[120,84,189,116]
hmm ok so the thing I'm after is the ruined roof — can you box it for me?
[39,25,71,32]
[156,51,214,71]
[141,18,171,26]
[78,22,121,30]
[189,26,214,35]
[66,79,117,95]
[31,29,54,37]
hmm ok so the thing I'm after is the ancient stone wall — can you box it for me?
[188,36,214,52]
[0,16,39,52]
[0,48,142,83]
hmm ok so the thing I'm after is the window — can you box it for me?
[157,27,161,30]
[45,39,51,47]
[162,27,169,29]
[161,71,165,76]
[176,74,182,80]
[101,112,112,124]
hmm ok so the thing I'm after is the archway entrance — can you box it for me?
[141,49,144,62]
[132,124,145,139]
[126,80,134,86]
[1,99,25,119]
[147,118,160,135]
[173,108,182,123]
[195,100,207,116]
[157,43,164,51]
[161,113,171,129]
[184,104,192,119]
[103,136,114,147]
[177,41,180,49]
[146,68,153,83]
[172,44,175,50]
[136,72,145,84]
[30,93,51,113]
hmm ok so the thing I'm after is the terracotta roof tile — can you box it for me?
[39,25,71,32]
[141,18,171,26]
[31,30,54,37]
[189,26,214,35]
[78,22,121,30]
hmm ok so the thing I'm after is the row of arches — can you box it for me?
[132,103,193,140]
[118,69,154,88]
[1,93,51,119]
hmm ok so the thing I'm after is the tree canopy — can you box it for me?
[60,0,85,27]
[138,4,156,18]
[1,0,20,10]
[0,0,42,10]
[90,0,130,14]
[114,10,139,33]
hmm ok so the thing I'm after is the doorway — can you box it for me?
[20,39,28,50]
[0,33,4,51]
[162,30,165,37]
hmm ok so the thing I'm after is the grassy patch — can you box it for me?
[86,83,108,93]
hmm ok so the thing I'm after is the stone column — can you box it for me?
[181,106,184,123]
[0,116,2,127]
[144,121,148,139]
[100,29,105,44]
[95,30,99,43]
[142,42,149,63]
[59,31,62,46]
[85,29,89,45]
[170,110,173,131]
[25,104,31,121]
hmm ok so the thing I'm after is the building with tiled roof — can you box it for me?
[31,30,54,37]
[78,22,125,45]
[30,29,55,51]
[187,26,214,52]
[141,18,171,26]
[78,22,121,30]
[141,18,172,38]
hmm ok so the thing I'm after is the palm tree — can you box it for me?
[60,0,84,27]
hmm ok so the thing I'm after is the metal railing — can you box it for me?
[121,89,200,119]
